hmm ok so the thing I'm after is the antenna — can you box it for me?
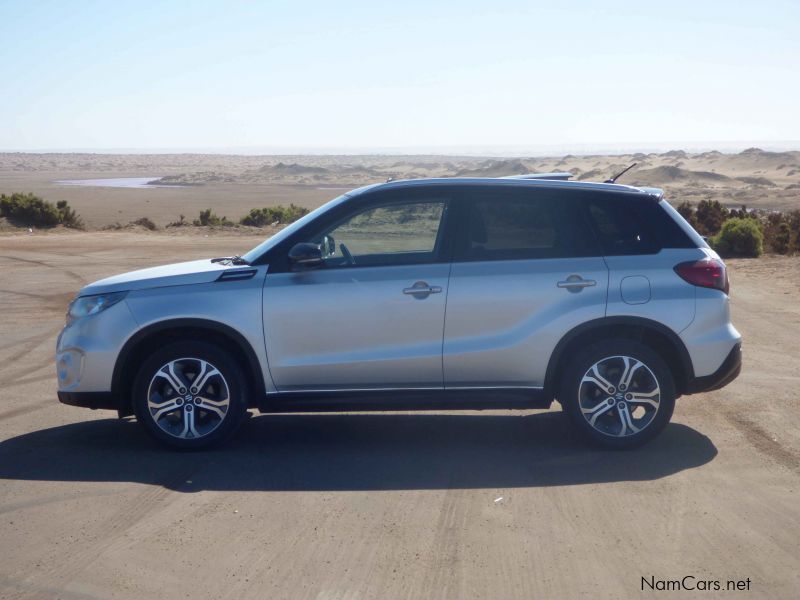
[605,163,637,184]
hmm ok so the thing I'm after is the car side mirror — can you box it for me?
[288,242,323,270]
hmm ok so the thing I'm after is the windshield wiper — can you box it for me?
[211,255,249,265]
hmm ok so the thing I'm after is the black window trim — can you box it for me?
[256,184,696,271]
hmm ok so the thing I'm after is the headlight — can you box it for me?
[67,291,128,324]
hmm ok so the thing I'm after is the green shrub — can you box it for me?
[194,208,233,227]
[1,192,60,227]
[0,192,83,229]
[671,200,798,255]
[55,200,84,228]
[710,217,763,257]
[239,204,309,227]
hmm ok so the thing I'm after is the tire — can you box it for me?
[559,339,675,449]
[132,340,249,450]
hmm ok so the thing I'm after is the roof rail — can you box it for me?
[501,172,573,181]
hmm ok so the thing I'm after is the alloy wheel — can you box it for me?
[146,357,230,440]
[578,355,661,437]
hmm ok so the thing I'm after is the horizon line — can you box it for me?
[2,140,800,157]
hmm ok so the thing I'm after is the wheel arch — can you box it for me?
[112,318,266,417]
[543,316,694,400]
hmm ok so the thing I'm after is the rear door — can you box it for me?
[443,186,608,389]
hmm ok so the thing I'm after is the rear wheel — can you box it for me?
[560,339,675,449]
[132,341,248,450]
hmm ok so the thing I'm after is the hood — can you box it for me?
[79,259,242,296]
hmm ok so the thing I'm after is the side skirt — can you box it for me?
[257,388,553,413]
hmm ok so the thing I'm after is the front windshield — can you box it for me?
[241,193,352,264]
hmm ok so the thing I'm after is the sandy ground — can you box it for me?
[0,171,341,229]
[0,231,798,599]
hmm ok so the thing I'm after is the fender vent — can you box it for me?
[217,269,257,282]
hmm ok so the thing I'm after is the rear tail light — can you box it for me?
[674,258,729,294]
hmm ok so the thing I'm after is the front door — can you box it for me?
[263,191,452,391]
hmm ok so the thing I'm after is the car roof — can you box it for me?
[348,177,664,199]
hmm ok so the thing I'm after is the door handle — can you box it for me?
[403,281,442,298]
[557,275,597,290]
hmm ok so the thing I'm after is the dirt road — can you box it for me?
[0,231,798,599]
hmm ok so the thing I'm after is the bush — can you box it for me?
[0,192,83,229]
[167,214,189,227]
[727,205,750,219]
[763,212,788,254]
[0,193,59,227]
[695,199,729,236]
[56,200,84,228]
[771,222,791,254]
[102,219,156,231]
[239,204,309,227]
[194,208,233,227]
[131,217,157,230]
[788,210,800,253]
[710,217,763,257]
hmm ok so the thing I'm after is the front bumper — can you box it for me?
[56,299,138,393]
[686,342,741,394]
[58,391,119,410]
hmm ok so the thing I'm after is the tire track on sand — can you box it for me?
[724,412,800,475]
[419,487,472,600]
[0,254,86,286]
[0,328,59,374]
[5,464,198,600]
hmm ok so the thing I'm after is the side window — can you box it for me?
[586,199,660,255]
[456,191,598,261]
[311,199,447,268]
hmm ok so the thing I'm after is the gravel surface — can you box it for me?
[0,232,798,599]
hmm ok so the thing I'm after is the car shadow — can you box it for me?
[0,412,717,492]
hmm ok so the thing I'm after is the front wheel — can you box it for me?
[132,340,249,450]
[559,339,676,449]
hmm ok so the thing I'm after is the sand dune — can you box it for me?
[1,148,799,228]
[628,165,732,184]
[454,159,530,177]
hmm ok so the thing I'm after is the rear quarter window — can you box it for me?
[585,195,695,255]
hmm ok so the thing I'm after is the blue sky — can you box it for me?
[0,0,798,153]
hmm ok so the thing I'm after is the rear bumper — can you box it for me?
[686,342,741,394]
[58,391,118,410]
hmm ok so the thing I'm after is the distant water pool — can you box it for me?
[54,177,183,188]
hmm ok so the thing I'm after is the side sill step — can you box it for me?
[256,388,552,413]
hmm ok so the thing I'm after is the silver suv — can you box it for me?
[56,177,742,449]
